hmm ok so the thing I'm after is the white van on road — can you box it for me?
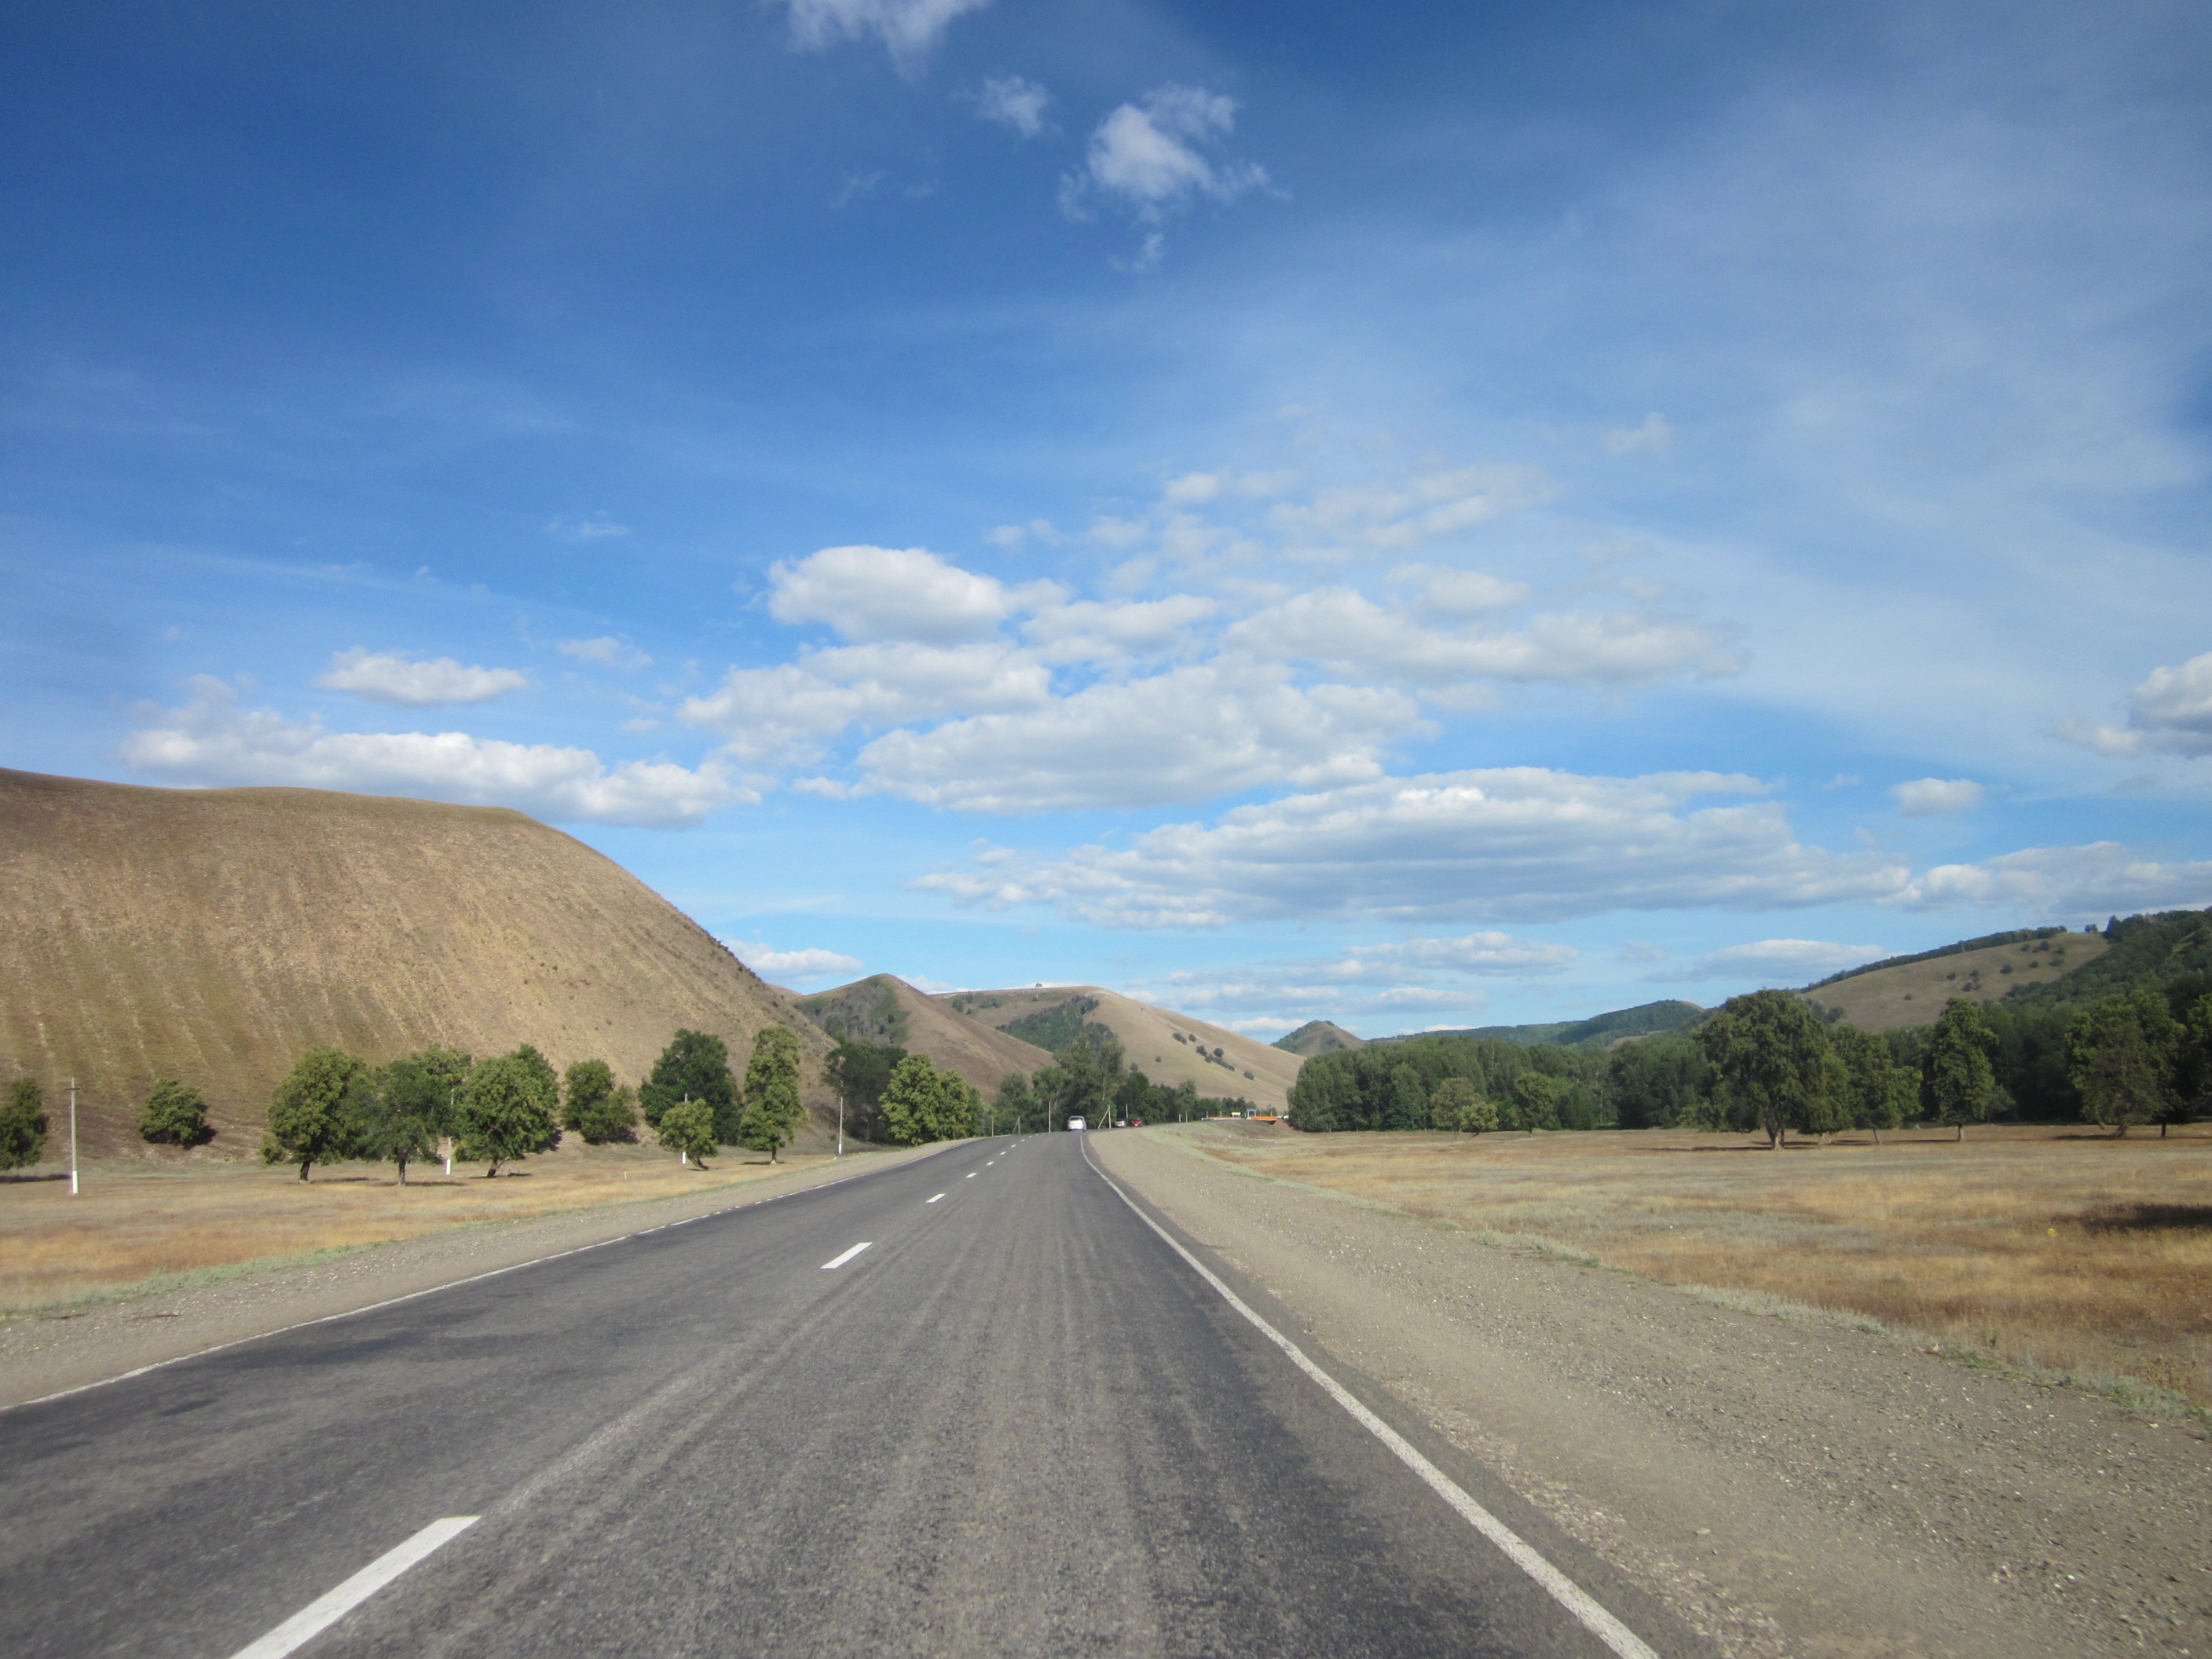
[1067,1116,1086,1132]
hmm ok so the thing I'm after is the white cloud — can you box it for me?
[1226,591,1732,689]
[1020,595,1218,663]
[1329,932,1580,977]
[546,513,630,539]
[727,939,864,983]
[1269,464,1555,555]
[768,544,1049,644]
[853,662,1421,812]
[1387,563,1531,616]
[985,518,1062,551]
[1652,939,1887,983]
[1602,413,1672,456]
[779,0,988,72]
[1114,930,1571,1027]
[917,767,1910,926]
[557,636,652,670]
[314,649,530,708]
[1889,776,1985,815]
[123,679,745,828]
[2062,652,2212,758]
[971,75,1050,138]
[1067,86,1268,222]
[1893,843,2212,918]
[679,641,1050,761]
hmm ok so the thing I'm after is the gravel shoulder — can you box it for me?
[1096,1125,2212,1659]
[0,1142,947,1411]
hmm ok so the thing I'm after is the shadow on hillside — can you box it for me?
[0,1170,69,1185]
[2075,1202,2212,1233]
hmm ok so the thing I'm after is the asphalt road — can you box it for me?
[0,1133,1691,1658]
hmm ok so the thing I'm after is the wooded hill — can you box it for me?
[1273,1020,1365,1057]
[1376,999,1705,1051]
[941,986,1304,1112]
[0,769,833,1156]
[790,974,1053,1096]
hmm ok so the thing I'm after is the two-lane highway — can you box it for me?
[0,1133,1690,1657]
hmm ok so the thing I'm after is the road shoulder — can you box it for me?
[1094,1126,2210,1659]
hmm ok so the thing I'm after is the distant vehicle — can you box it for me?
[1067,1115,1087,1132]
[1114,1119,1129,1128]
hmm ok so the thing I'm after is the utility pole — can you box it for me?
[836,1087,845,1158]
[68,1077,79,1196]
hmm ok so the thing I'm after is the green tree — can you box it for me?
[456,1049,559,1175]
[1922,997,2001,1141]
[1429,1075,1495,1132]
[2067,990,2179,1138]
[577,1083,639,1144]
[1604,1038,1712,1130]
[881,1054,977,1145]
[995,1071,1038,1135]
[1829,1023,1913,1144]
[642,1030,738,1137]
[0,1077,48,1170]
[2172,992,2212,1137]
[265,1046,368,1180]
[657,1097,717,1166]
[826,1038,904,1144]
[737,1025,807,1162]
[1509,1071,1559,1133]
[1697,990,1848,1149]
[139,1079,213,1147]
[353,1049,466,1183]
[1384,1064,1429,1130]
[562,1059,617,1131]
[512,1044,565,1151]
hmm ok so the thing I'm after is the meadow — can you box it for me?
[0,1138,830,1314]
[1185,1121,2212,1407]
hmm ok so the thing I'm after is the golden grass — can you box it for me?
[0,1138,835,1314]
[1184,1122,2212,1406]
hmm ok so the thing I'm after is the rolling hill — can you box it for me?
[939,986,1304,1111]
[1376,999,1705,1050]
[1803,929,2111,1031]
[790,974,1054,1095]
[1273,1020,1366,1057]
[0,768,833,1157]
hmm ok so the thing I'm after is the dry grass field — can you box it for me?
[1185,1120,2212,1407]
[0,1138,833,1315]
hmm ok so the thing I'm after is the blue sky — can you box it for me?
[5,0,2210,1036]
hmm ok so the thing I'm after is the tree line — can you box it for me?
[1287,983,2212,1142]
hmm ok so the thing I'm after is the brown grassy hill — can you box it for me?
[790,974,1053,1095]
[1273,1020,1365,1057]
[939,987,1304,1112]
[1804,932,2110,1032]
[0,768,833,1158]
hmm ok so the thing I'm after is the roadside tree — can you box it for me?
[577,1082,639,1144]
[881,1054,978,1145]
[658,1098,717,1166]
[562,1059,617,1131]
[265,1046,368,1179]
[2067,990,2178,1138]
[1921,998,2001,1141]
[1829,1024,1913,1144]
[357,1051,465,1183]
[738,1025,806,1162]
[642,1030,738,1137]
[1697,990,1849,1149]
[1508,1071,1559,1133]
[827,1038,904,1144]
[456,1048,559,1175]
[514,1044,565,1151]
[139,1079,213,1147]
[0,1077,47,1170]
[994,1071,1037,1136]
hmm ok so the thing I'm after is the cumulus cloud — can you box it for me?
[557,636,652,670]
[679,641,1050,761]
[769,544,1051,644]
[1269,465,1555,555]
[123,679,745,828]
[1388,564,1531,616]
[314,649,530,708]
[1893,843,2212,917]
[852,663,1422,811]
[1020,595,1217,663]
[1650,939,1887,983]
[1226,591,1732,689]
[2062,652,2212,758]
[915,767,1910,926]
[780,0,988,71]
[1065,85,1268,222]
[970,75,1050,137]
[1889,777,1985,815]
[727,939,864,983]
[1602,414,1672,456]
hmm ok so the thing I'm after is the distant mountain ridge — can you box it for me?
[1374,999,1705,1051]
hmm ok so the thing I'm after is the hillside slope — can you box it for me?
[1377,999,1705,1050]
[1804,932,2110,1031]
[940,987,1303,1112]
[790,974,1053,1095]
[0,769,831,1155]
[1273,1020,1365,1057]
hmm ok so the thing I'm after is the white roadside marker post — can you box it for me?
[68,1078,79,1196]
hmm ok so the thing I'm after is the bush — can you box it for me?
[139,1079,213,1147]
[657,1098,717,1166]
[0,1077,47,1170]
[577,1083,639,1144]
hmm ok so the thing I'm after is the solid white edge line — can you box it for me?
[9,1143,957,1415]
[1085,1144,1662,1659]
[225,1516,479,1659]
[820,1241,873,1270]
